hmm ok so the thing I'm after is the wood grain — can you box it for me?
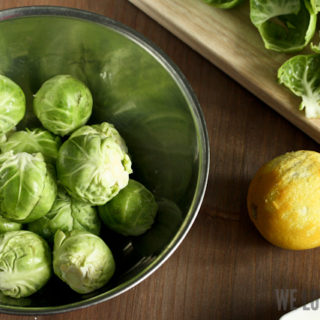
[129,0,320,144]
[0,1,319,320]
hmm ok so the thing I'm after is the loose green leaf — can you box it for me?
[250,0,317,52]
[278,54,320,118]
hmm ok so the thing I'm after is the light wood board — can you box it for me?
[129,0,320,143]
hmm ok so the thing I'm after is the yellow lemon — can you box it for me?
[247,150,320,250]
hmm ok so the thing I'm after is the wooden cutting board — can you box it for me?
[129,0,320,143]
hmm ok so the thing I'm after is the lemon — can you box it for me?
[247,150,320,250]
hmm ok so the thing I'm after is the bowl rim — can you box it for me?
[0,5,210,315]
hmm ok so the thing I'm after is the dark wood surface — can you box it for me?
[0,1,319,320]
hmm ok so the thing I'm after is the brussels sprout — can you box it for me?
[53,230,115,294]
[1,128,61,163]
[0,231,51,298]
[250,0,317,52]
[0,216,22,234]
[203,0,243,9]
[57,122,132,205]
[33,75,93,136]
[27,189,101,241]
[132,198,183,255]
[278,54,320,118]
[98,179,158,236]
[0,74,26,134]
[0,151,57,223]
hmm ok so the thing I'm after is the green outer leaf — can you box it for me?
[250,0,317,52]
[27,188,100,241]
[278,54,320,118]
[71,198,101,235]
[0,291,31,307]
[33,74,93,136]
[0,152,46,222]
[0,75,26,134]
[204,0,243,9]
[0,152,57,223]
[53,230,115,294]
[250,0,301,26]
[1,128,61,163]
[0,230,51,298]
[0,216,22,234]
[24,163,57,223]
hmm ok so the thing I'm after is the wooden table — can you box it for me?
[0,1,319,320]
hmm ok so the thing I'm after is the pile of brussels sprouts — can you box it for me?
[0,74,161,299]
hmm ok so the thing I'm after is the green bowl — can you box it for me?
[0,6,209,315]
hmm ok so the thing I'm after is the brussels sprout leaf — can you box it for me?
[311,0,320,13]
[250,0,317,52]
[278,54,320,118]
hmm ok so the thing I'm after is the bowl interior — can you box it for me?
[0,7,208,314]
